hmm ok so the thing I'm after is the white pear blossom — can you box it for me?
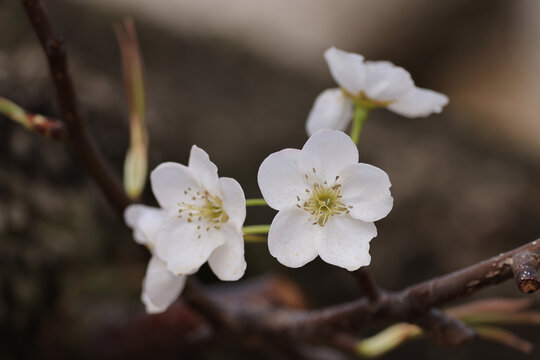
[257,129,393,271]
[124,145,247,313]
[306,47,449,135]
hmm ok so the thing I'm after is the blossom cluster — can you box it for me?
[125,48,448,313]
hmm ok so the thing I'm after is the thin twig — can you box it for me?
[20,0,131,214]
[352,268,381,301]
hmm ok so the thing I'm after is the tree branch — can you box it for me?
[186,239,540,340]
[20,0,131,214]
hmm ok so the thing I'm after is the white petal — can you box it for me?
[300,129,358,181]
[208,224,246,281]
[188,145,220,196]
[218,177,246,230]
[387,87,449,118]
[339,163,393,222]
[306,88,354,136]
[124,204,166,246]
[150,162,201,213]
[257,149,308,211]
[316,216,376,271]
[364,61,414,101]
[268,208,319,268]
[324,47,366,95]
[155,218,226,275]
[141,255,186,314]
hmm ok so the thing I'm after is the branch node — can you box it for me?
[512,251,540,294]
[352,268,381,301]
[414,309,477,346]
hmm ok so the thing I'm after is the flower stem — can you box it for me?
[243,234,267,243]
[245,198,268,207]
[243,224,270,235]
[350,105,370,145]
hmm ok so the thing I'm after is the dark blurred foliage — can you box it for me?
[0,0,539,359]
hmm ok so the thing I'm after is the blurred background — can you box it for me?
[1,0,539,358]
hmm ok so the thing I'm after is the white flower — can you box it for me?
[124,145,247,313]
[257,129,393,271]
[306,47,449,135]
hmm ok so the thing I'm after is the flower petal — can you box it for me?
[257,149,308,211]
[324,47,366,95]
[141,255,186,314]
[150,162,201,213]
[188,145,220,196]
[268,208,319,268]
[339,163,393,222]
[218,177,246,230]
[124,204,166,246]
[208,224,246,281]
[155,218,226,275]
[306,88,354,136]
[316,216,376,271]
[387,87,449,118]
[364,61,414,101]
[300,129,358,181]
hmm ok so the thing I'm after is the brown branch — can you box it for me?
[184,239,540,341]
[20,0,131,214]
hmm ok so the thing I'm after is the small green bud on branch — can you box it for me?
[115,19,148,199]
[0,97,66,140]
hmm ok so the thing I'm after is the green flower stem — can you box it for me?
[243,224,270,235]
[245,198,268,207]
[350,105,370,145]
[243,234,267,243]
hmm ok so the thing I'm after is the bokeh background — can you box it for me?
[1,0,539,358]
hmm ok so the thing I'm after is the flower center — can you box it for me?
[178,188,229,234]
[341,88,395,108]
[298,179,349,227]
